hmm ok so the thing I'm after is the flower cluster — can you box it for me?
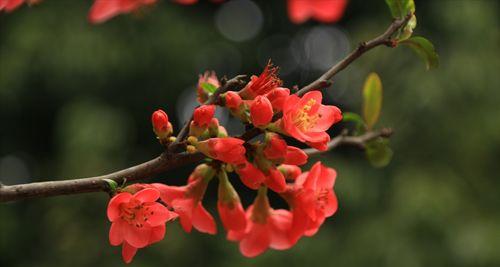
[106,63,342,263]
[1,0,347,25]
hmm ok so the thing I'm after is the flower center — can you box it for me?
[316,188,329,210]
[120,200,155,228]
[293,99,320,131]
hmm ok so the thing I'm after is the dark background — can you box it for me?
[1,0,499,266]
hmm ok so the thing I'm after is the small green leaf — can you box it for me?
[365,138,393,168]
[103,179,118,192]
[362,73,383,130]
[385,0,415,18]
[201,82,217,94]
[401,36,439,70]
[399,14,417,41]
[343,112,366,134]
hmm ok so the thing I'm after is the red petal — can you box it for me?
[149,225,166,244]
[218,201,247,232]
[239,223,270,257]
[133,188,160,203]
[284,146,308,165]
[144,202,170,227]
[269,209,293,250]
[88,0,122,24]
[192,204,217,234]
[124,224,152,248]
[107,192,132,221]
[287,0,311,24]
[265,168,286,193]
[109,221,124,246]
[121,242,138,264]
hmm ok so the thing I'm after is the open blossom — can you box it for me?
[197,71,220,103]
[227,187,293,257]
[218,171,247,231]
[287,0,347,24]
[196,137,246,164]
[250,95,273,127]
[281,90,342,151]
[88,0,157,24]
[282,162,338,243]
[153,164,217,234]
[107,188,178,263]
[239,63,282,99]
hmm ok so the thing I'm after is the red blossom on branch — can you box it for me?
[107,188,178,263]
[280,90,342,151]
[287,0,348,24]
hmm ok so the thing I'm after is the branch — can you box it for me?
[296,13,412,96]
[303,128,394,156]
[0,15,410,203]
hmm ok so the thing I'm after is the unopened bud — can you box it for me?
[187,145,197,154]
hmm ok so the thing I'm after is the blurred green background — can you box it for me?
[1,0,499,266]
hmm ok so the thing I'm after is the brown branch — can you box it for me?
[303,128,394,156]
[0,15,410,203]
[296,13,412,96]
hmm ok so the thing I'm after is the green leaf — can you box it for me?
[401,36,439,70]
[362,73,383,130]
[399,14,417,41]
[201,82,217,94]
[343,112,366,134]
[103,179,118,192]
[365,138,393,168]
[385,0,415,18]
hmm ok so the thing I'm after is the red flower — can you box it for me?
[218,171,247,231]
[197,71,220,103]
[88,0,157,24]
[153,165,217,234]
[193,105,216,127]
[224,91,243,110]
[263,133,308,165]
[235,161,266,190]
[196,137,246,164]
[278,164,302,181]
[227,187,293,257]
[107,188,178,263]
[264,167,287,193]
[282,162,338,243]
[281,91,342,151]
[173,0,197,5]
[265,87,290,111]
[287,0,347,24]
[0,0,40,12]
[151,109,173,141]
[250,95,274,127]
[239,62,282,99]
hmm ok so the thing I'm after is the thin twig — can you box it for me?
[303,128,393,156]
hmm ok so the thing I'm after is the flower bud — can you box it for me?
[265,87,290,111]
[225,91,243,110]
[217,171,247,231]
[263,132,287,160]
[197,71,220,104]
[193,105,216,127]
[151,109,173,144]
[196,137,246,164]
[250,96,273,127]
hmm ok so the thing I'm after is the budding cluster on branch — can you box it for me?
[106,62,343,263]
